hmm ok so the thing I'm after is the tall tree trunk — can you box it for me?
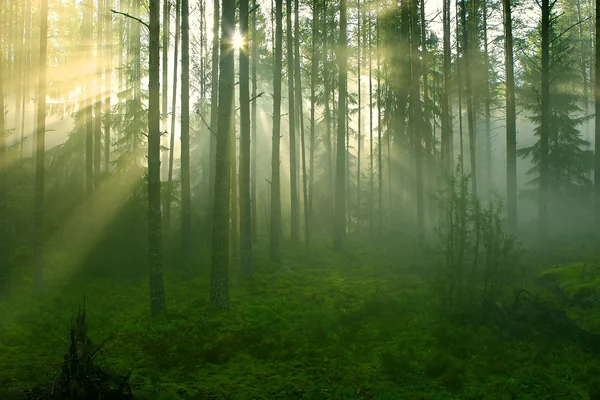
[412,0,424,240]
[181,0,191,262]
[230,95,238,272]
[34,0,49,288]
[504,0,517,232]
[208,0,220,226]
[357,0,362,232]
[333,0,347,250]
[420,0,432,222]
[0,33,9,295]
[323,2,333,195]
[539,0,551,235]
[95,0,103,177]
[287,0,299,241]
[368,12,374,234]
[164,0,180,231]
[309,0,319,244]
[377,14,383,237]
[483,0,492,195]
[161,0,170,180]
[85,0,94,195]
[148,0,166,316]
[577,0,590,128]
[251,0,258,242]
[294,0,309,245]
[211,0,235,308]
[270,0,283,262]
[239,0,252,277]
[595,0,600,231]
[460,0,477,197]
[104,0,112,173]
[455,0,465,175]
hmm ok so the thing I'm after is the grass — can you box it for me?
[0,233,599,399]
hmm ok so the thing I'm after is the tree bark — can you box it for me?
[85,0,94,195]
[504,0,517,233]
[539,0,551,235]
[104,0,112,173]
[34,0,49,288]
[95,0,103,177]
[595,0,600,231]
[181,0,191,262]
[161,0,170,180]
[309,0,319,244]
[412,0,424,240]
[270,0,283,262]
[333,0,347,250]
[208,0,220,227]
[211,0,235,308]
[0,32,9,295]
[286,0,299,241]
[240,0,252,277]
[164,0,180,231]
[251,0,258,241]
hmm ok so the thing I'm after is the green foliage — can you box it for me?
[433,163,522,320]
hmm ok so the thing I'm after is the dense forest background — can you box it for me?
[2,0,600,398]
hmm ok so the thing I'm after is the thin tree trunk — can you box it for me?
[95,0,103,177]
[357,0,362,232]
[460,0,477,197]
[211,0,235,308]
[377,14,383,237]
[594,0,600,230]
[251,0,258,242]
[148,0,166,316]
[483,0,492,195]
[181,0,191,262]
[455,0,464,175]
[368,12,374,234]
[504,0,517,232]
[323,2,333,194]
[34,0,49,288]
[287,0,299,241]
[208,0,220,226]
[239,0,252,277]
[161,0,170,180]
[0,32,9,295]
[412,0,424,240]
[539,0,551,235]
[294,0,309,245]
[420,0,432,223]
[309,0,319,244]
[164,0,180,231]
[85,0,93,195]
[270,0,283,262]
[230,95,238,272]
[104,0,112,173]
[333,0,347,250]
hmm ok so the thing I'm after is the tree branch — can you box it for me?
[110,9,149,29]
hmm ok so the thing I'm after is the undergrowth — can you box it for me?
[0,235,598,399]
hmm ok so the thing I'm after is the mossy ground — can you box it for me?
[1,233,599,399]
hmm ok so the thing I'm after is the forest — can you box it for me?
[2,0,600,398]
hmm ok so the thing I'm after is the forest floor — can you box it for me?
[0,233,599,399]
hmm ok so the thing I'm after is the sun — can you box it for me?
[232,31,244,51]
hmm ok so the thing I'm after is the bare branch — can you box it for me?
[110,9,149,29]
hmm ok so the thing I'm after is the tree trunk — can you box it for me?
[286,0,299,241]
[594,0,600,232]
[85,0,93,195]
[239,0,252,277]
[483,0,492,195]
[504,0,517,233]
[251,0,258,242]
[230,95,238,272]
[357,0,362,232]
[0,33,9,295]
[104,0,112,173]
[455,0,465,175]
[181,0,191,262]
[412,0,424,240]
[333,0,347,250]
[377,14,383,237]
[34,0,49,289]
[460,0,477,197]
[539,0,551,235]
[148,0,167,316]
[323,2,333,196]
[368,12,374,234]
[420,0,432,222]
[211,0,235,308]
[164,0,180,231]
[293,0,309,245]
[270,0,283,262]
[95,0,103,177]
[208,0,220,227]
[161,0,170,180]
[309,0,319,244]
